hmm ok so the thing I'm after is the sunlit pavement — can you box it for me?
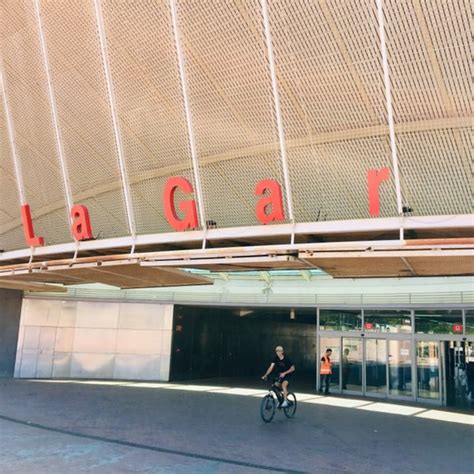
[0,379,473,474]
[26,378,474,425]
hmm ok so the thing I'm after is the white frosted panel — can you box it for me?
[14,352,21,377]
[76,301,119,329]
[23,326,40,350]
[160,356,171,381]
[163,305,174,331]
[114,354,161,380]
[20,299,30,323]
[16,326,25,353]
[52,352,72,378]
[39,327,56,352]
[116,330,162,355]
[23,299,61,327]
[73,328,117,353]
[118,303,164,330]
[20,352,38,378]
[36,354,54,378]
[59,300,77,327]
[19,299,31,325]
[55,327,75,352]
[71,353,115,379]
[161,330,172,356]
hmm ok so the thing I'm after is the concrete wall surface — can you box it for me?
[0,289,23,377]
[14,299,173,381]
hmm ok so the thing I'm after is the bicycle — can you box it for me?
[260,377,297,423]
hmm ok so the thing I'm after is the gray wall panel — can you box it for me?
[0,289,22,377]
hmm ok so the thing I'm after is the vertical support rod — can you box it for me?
[261,0,294,222]
[34,0,74,223]
[376,0,403,216]
[169,0,206,232]
[0,66,26,204]
[411,309,417,402]
[316,307,320,392]
[93,0,136,237]
[2,64,34,259]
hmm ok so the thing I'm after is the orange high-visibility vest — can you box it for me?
[320,355,332,375]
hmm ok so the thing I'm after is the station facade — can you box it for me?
[0,1,472,414]
[8,272,473,410]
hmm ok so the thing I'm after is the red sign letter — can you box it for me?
[368,168,390,217]
[163,177,198,231]
[71,205,93,241]
[255,179,284,224]
[21,204,44,247]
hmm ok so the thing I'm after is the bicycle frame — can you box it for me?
[269,381,285,404]
[261,378,297,423]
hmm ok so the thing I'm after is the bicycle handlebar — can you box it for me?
[261,376,284,384]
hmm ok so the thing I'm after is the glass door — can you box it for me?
[388,339,413,398]
[364,338,411,399]
[365,338,387,396]
[320,336,419,402]
[342,337,362,393]
[441,340,473,409]
[416,341,440,401]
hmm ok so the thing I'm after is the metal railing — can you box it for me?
[26,287,474,307]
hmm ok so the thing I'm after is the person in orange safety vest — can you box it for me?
[319,348,333,395]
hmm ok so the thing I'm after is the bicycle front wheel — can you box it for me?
[283,393,297,418]
[260,394,276,423]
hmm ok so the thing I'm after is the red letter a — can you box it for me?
[71,205,93,240]
[21,204,44,247]
[163,177,198,231]
[255,179,285,224]
[368,168,390,217]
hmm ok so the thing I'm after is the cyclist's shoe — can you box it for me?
[281,400,289,408]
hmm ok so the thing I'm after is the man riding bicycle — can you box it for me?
[261,345,295,407]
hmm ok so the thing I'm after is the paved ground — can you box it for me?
[0,380,473,474]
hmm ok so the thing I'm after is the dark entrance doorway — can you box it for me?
[170,305,317,392]
[443,341,474,410]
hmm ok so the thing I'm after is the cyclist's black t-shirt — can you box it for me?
[272,355,294,377]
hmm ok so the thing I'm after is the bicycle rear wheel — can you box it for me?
[283,393,297,418]
[260,394,276,423]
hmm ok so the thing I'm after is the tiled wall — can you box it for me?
[14,299,173,381]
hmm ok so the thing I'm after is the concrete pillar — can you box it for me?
[0,289,23,377]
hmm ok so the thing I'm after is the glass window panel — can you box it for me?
[366,339,387,394]
[341,338,362,392]
[465,342,474,405]
[417,341,440,400]
[388,340,412,396]
[415,310,463,335]
[465,310,474,335]
[364,310,412,333]
[319,310,362,331]
[443,341,473,408]
[319,337,340,392]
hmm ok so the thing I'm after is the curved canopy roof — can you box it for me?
[0,0,472,285]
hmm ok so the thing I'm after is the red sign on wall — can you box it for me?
[364,322,374,330]
[452,324,463,333]
[20,167,391,247]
